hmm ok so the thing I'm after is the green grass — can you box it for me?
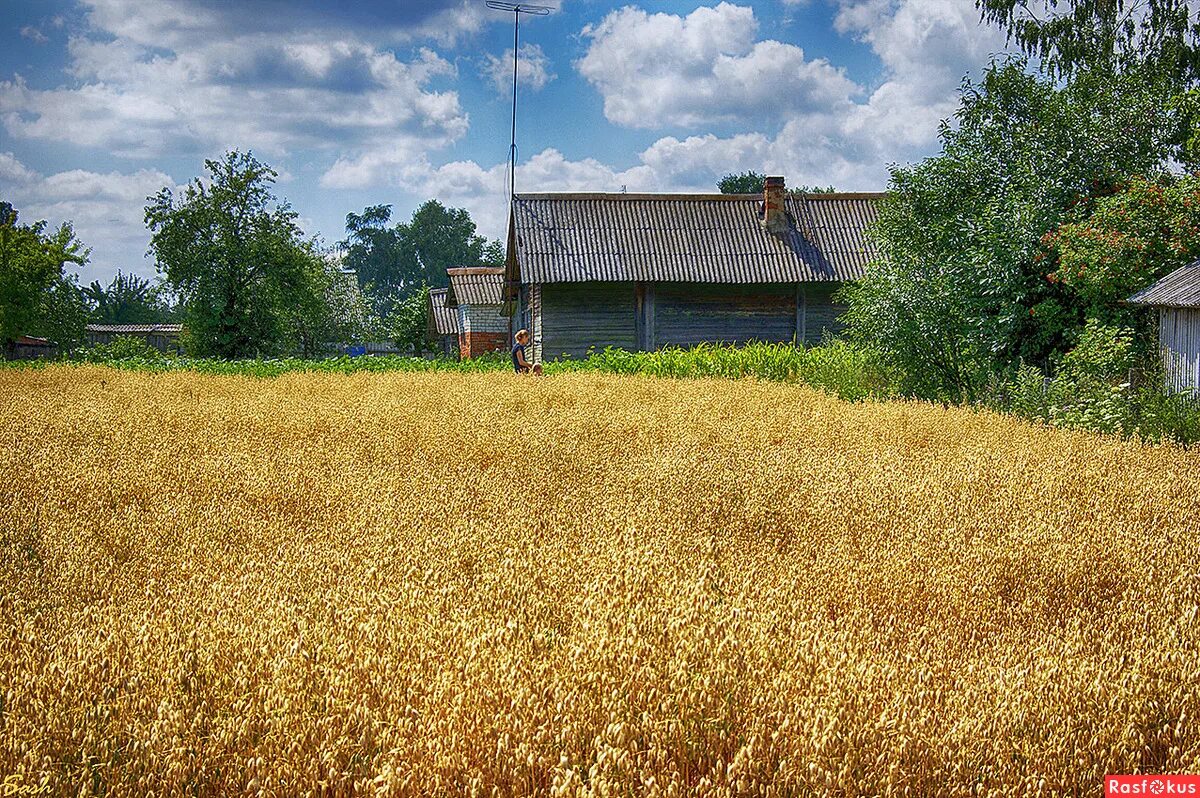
[5,351,511,378]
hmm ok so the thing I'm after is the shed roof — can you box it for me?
[1128,259,1200,309]
[427,288,460,336]
[86,323,183,334]
[505,192,884,286]
[446,267,504,307]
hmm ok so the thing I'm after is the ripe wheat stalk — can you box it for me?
[1,365,1197,796]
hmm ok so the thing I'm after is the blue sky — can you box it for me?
[1,0,1012,284]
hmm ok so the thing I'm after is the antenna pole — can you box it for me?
[510,11,519,202]
[484,2,552,206]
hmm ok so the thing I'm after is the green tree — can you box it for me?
[146,151,333,358]
[717,172,836,194]
[1042,174,1200,324]
[843,60,1185,400]
[82,270,176,325]
[718,171,766,194]
[341,204,404,301]
[0,201,88,356]
[340,200,497,312]
[400,200,491,287]
[976,0,1200,81]
[283,259,376,357]
[481,239,505,267]
[385,284,433,354]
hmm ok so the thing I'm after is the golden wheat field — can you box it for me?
[1,365,1198,797]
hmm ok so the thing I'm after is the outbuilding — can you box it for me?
[427,287,460,357]
[1128,259,1200,394]
[86,323,182,353]
[502,177,882,362]
[6,335,58,360]
[446,267,508,359]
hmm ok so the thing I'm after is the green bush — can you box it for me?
[79,335,167,363]
[990,320,1200,444]
[545,340,899,401]
[989,321,1136,435]
[1133,386,1200,445]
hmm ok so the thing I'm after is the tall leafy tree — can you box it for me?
[717,172,836,194]
[340,199,498,310]
[1042,174,1200,324]
[82,271,175,324]
[976,0,1200,80]
[342,205,404,298]
[0,201,88,356]
[399,200,490,287]
[282,258,375,357]
[146,151,336,358]
[843,60,1185,400]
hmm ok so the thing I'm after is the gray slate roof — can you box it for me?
[1128,259,1200,308]
[427,288,459,336]
[507,192,883,285]
[446,267,504,307]
[86,324,183,333]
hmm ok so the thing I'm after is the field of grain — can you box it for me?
[1,366,1198,796]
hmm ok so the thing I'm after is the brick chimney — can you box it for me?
[761,175,789,235]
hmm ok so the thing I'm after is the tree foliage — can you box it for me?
[718,172,767,194]
[717,172,836,194]
[843,60,1186,401]
[340,200,499,311]
[976,0,1200,81]
[0,201,89,354]
[1042,174,1200,322]
[385,284,434,355]
[82,271,176,325]
[146,151,355,358]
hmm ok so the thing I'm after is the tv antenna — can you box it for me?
[485,2,552,204]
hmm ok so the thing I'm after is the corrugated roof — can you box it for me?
[507,192,883,285]
[446,267,504,307]
[1128,260,1200,308]
[86,324,183,333]
[427,288,460,336]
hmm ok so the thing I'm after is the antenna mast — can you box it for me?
[485,2,551,205]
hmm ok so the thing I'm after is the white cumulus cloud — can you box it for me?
[1,6,471,163]
[577,3,858,128]
[2,152,180,284]
[572,0,1009,190]
[483,44,556,95]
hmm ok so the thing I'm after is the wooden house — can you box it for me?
[502,177,883,362]
[446,267,508,359]
[6,335,58,360]
[1128,259,1200,394]
[86,323,182,353]
[427,287,460,357]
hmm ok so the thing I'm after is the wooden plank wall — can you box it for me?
[540,282,637,360]
[530,284,542,364]
[655,283,796,347]
[535,280,849,359]
[1160,307,1200,394]
[800,282,846,345]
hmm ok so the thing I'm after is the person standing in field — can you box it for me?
[512,329,542,375]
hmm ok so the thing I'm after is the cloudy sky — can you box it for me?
[1,0,1011,285]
